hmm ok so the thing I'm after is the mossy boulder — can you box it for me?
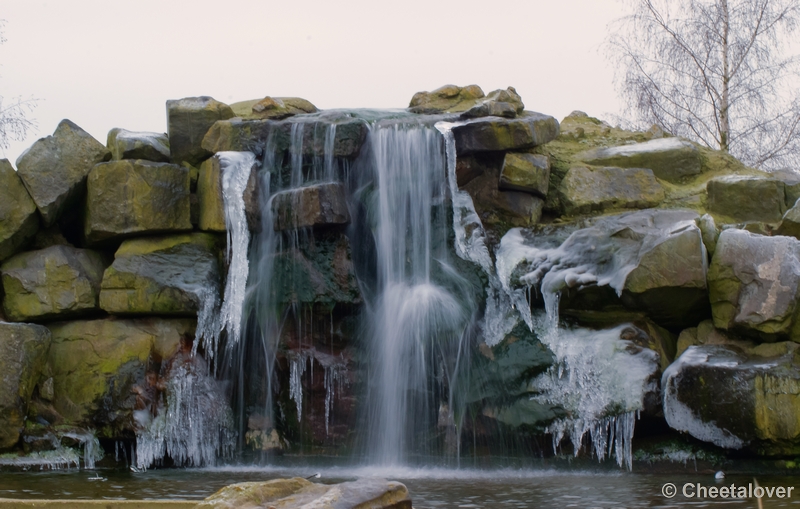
[498,152,550,197]
[107,128,170,162]
[0,159,39,262]
[230,96,318,120]
[463,155,545,226]
[195,477,412,509]
[706,176,786,223]
[15,120,110,227]
[99,233,222,316]
[84,159,192,245]
[558,166,665,215]
[46,318,193,436]
[452,111,560,154]
[167,96,234,166]
[271,182,350,231]
[1,246,109,322]
[663,343,800,455]
[408,84,486,114]
[198,154,260,232]
[708,229,800,341]
[576,137,702,183]
[0,323,51,449]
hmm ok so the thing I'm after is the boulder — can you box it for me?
[706,176,786,223]
[408,84,486,114]
[558,166,665,215]
[776,199,800,239]
[498,152,550,197]
[0,159,39,262]
[195,477,411,509]
[576,137,702,183]
[696,213,719,256]
[708,228,800,340]
[271,231,361,306]
[0,323,51,449]
[461,87,525,119]
[99,233,222,316]
[770,169,800,207]
[198,154,260,232]
[84,159,192,245]
[663,344,800,454]
[230,96,318,120]
[452,111,560,154]
[46,318,193,434]
[15,120,110,227]
[272,182,350,231]
[1,246,109,322]
[107,128,170,162]
[455,153,502,187]
[464,171,544,227]
[167,96,235,166]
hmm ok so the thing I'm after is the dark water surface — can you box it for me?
[1,463,798,508]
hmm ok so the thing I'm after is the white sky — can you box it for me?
[1,0,629,164]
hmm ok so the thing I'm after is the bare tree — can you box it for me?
[0,20,38,153]
[607,0,800,170]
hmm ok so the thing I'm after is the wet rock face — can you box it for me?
[663,344,800,455]
[167,96,235,166]
[452,111,560,154]
[99,233,222,316]
[706,177,787,223]
[0,323,51,449]
[196,477,412,509]
[45,318,193,437]
[15,120,110,227]
[1,246,109,322]
[708,229,800,340]
[197,154,260,232]
[0,159,39,263]
[576,137,702,183]
[558,166,665,216]
[272,182,350,231]
[84,159,192,245]
[107,128,170,162]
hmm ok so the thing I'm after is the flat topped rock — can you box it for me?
[167,96,234,166]
[107,128,170,162]
[16,119,110,227]
[0,159,39,262]
[706,176,786,223]
[195,477,411,509]
[576,137,702,183]
[452,111,560,154]
[558,166,665,215]
[272,182,350,231]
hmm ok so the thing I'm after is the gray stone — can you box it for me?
[0,159,38,262]
[498,152,550,197]
[452,111,560,154]
[167,96,234,166]
[84,159,192,245]
[1,246,109,322]
[776,199,800,240]
[0,322,51,449]
[272,182,350,231]
[706,176,786,223]
[16,120,110,227]
[558,166,665,215]
[696,213,719,256]
[99,233,221,316]
[576,137,702,183]
[461,87,526,119]
[708,228,800,340]
[107,128,170,162]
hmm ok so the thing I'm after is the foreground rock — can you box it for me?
[708,229,800,341]
[558,166,665,216]
[100,234,222,316]
[271,183,350,231]
[195,477,411,509]
[706,176,786,223]
[0,159,39,262]
[0,323,51,449]
[1,246,108,322]
[198,154,260,232]
[663,344,800,455]
[576,137,702,183]
[167,96,235,166]
[15,120,110,227]
[85,160,192,244]
[46,318,193,434]
[107,128,170,162]
[452,111,560,154]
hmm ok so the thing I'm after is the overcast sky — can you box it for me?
[0,0,630,164]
